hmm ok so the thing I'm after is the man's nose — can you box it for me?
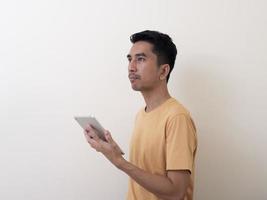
[128,60,137,72]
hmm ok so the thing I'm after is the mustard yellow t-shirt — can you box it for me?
[127,98,197,200]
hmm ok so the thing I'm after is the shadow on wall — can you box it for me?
[173,59,263,199]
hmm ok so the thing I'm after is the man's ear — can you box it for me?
[159,64,170,81]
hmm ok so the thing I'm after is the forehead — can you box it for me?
[129,41,155,56]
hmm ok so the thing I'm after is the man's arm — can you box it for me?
[118,159,190,200]
[84,126,190,200]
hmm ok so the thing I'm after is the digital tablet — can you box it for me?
[74,116,107,141]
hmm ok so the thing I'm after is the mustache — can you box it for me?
[128,74,141,80]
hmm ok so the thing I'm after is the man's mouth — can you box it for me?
[128,74,140,81]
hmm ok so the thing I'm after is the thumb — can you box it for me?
[105,130,113,143]
[104,130,125,155]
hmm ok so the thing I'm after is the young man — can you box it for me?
[84,30,197,200]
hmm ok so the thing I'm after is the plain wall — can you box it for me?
[0,0,266,199]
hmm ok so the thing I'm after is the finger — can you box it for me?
[84,129,93,140]
[85,124,98,134]
[85,124,93,132]
[86,128,101,142]
[84,132,102,151]
[88,139,101,151]
[86,132,102,149]
[84,131,92,141]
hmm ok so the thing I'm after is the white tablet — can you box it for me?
[74,116,106,141]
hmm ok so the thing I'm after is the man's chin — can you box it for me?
[131,87,139,91]
[131,85,140,91]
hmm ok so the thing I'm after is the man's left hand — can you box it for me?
[84,125,125,168]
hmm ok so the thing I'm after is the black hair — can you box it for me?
[130,30,177,83]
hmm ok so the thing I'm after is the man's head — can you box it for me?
[129,30,177,83]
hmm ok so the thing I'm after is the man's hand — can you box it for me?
[84,125,125,168]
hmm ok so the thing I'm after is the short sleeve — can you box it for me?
[165,114,197,173]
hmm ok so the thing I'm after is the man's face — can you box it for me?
[127,41,162,91]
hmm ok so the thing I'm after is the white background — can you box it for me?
[0,0,266,199]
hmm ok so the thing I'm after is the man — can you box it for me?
[84,30,197,200]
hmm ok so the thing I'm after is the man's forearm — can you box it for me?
[117,158,182,200]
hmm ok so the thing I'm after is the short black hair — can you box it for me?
[130,30,177,83]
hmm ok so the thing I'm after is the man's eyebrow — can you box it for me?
[135,53,147,57]
[127,53,147,59]
[127,53,147,57]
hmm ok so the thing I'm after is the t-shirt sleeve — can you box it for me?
[165,114,197,173]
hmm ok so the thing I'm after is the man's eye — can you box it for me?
[137,57,145,62]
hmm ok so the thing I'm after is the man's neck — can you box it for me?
[141,84,171,112]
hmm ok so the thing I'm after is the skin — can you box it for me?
[84,41,190,200]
